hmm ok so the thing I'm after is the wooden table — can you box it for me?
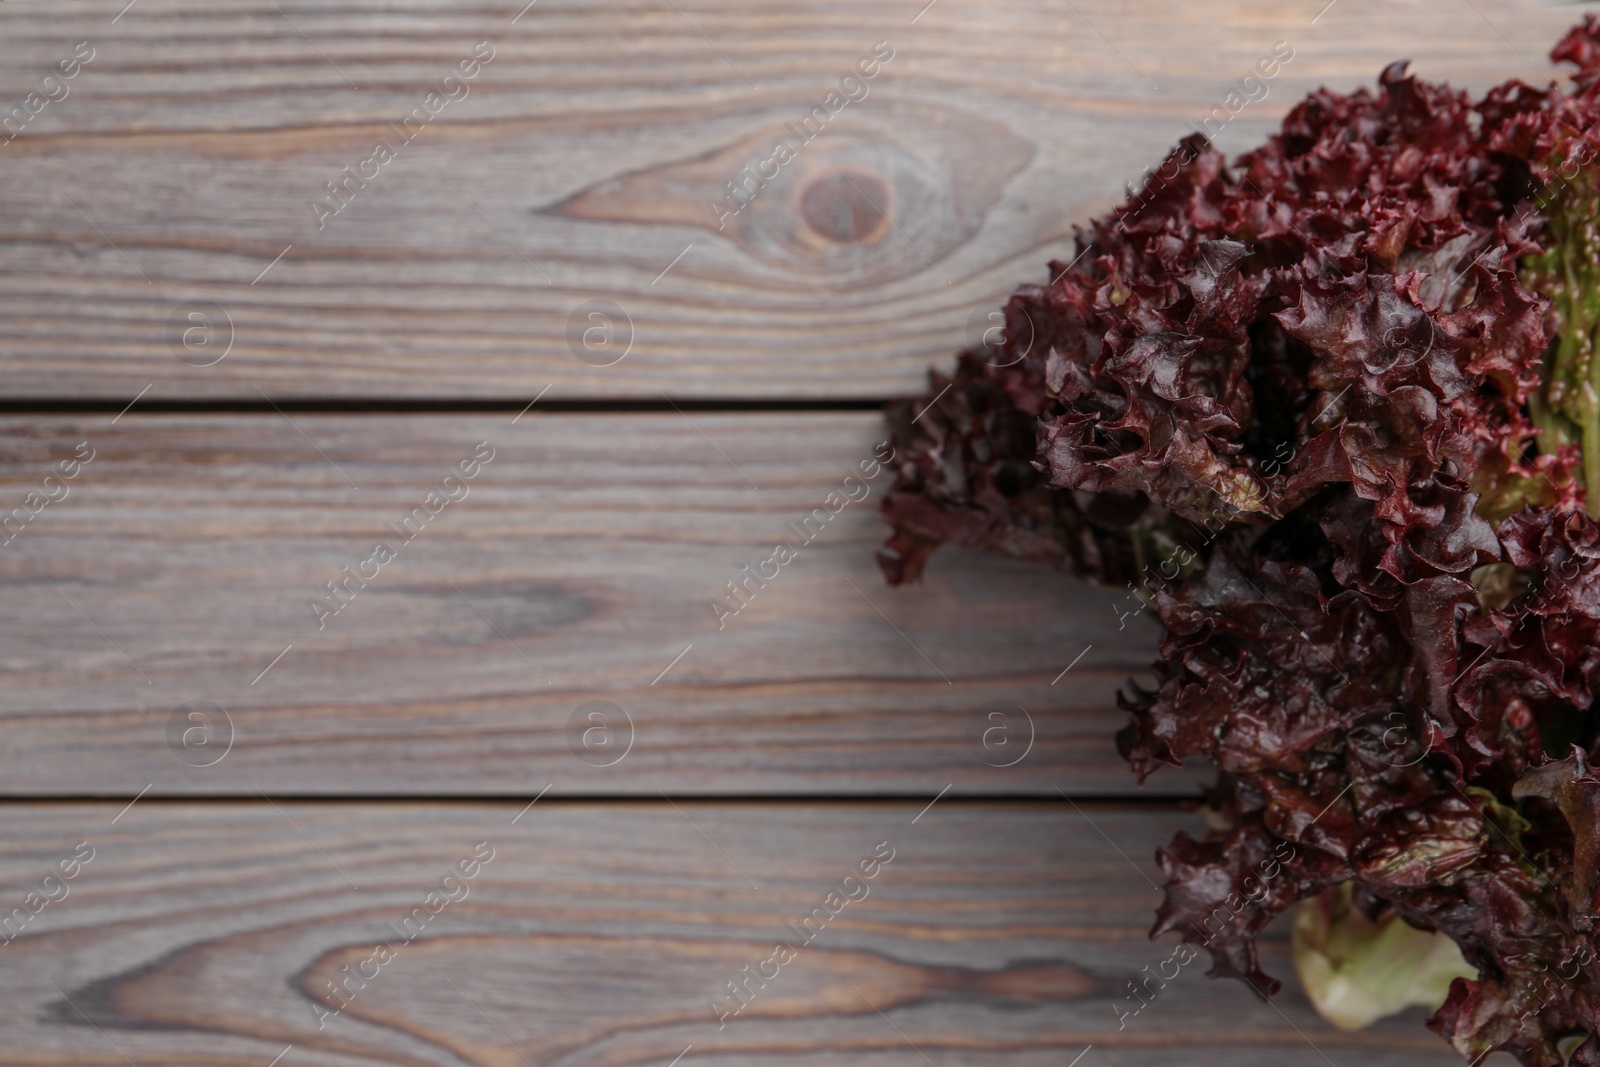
[0,1,1565,1062]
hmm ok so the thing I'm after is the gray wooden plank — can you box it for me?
[0,0,1582,398]
[0,412,1193,796]
[0,800,1477,1065]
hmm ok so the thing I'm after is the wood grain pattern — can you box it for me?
[0,411,1197,797]
[0,801,1474,1066]
[0,0,1584,399]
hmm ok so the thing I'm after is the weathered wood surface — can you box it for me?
[0,801,1474,1066]
[0,412,1195,797]
[0,0,1584,399]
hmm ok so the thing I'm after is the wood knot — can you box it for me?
[543,103,1034,286]
[798,169,890,244]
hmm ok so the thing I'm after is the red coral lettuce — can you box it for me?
[880,20,1600,1065]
